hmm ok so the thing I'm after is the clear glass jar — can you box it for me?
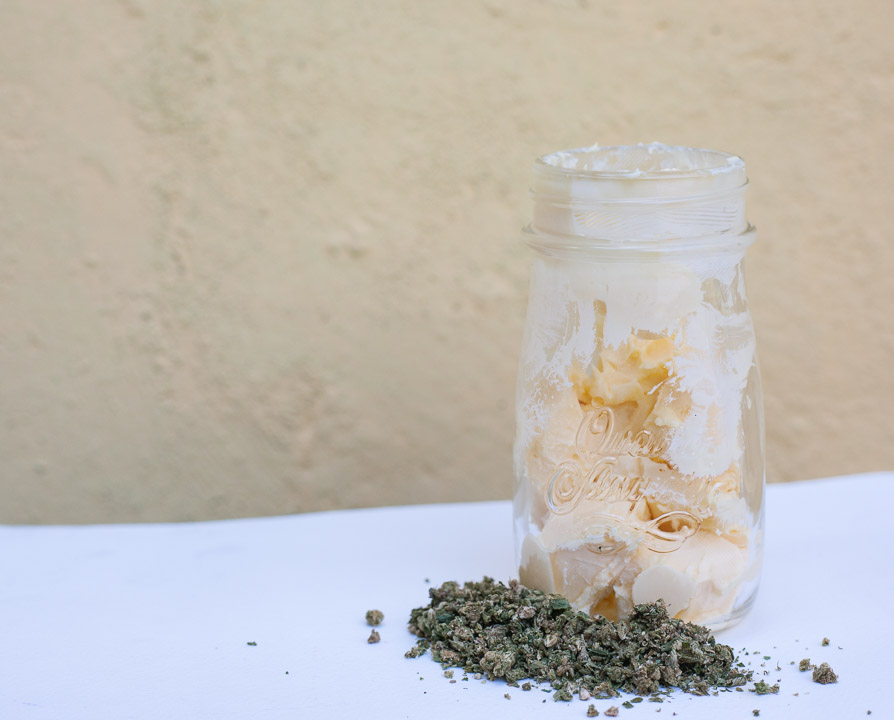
[513,143,764,630]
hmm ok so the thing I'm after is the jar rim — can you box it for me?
[532,143,747,203]
[530,143,751,242]
[535,142,745,180]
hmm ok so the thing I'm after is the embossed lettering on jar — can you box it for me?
[513,143,765,630]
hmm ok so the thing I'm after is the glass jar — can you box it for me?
[513,143,764,630]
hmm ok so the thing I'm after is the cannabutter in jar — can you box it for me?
[513,143,764,630]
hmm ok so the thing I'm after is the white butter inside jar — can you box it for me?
[513,143,765,630]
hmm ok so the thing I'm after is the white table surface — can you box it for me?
[1,472,892,720]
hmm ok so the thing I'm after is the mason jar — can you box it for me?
[513,143,764,630]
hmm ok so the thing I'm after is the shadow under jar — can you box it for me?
[513,143,764,631]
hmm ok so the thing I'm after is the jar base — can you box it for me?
[702,583,760,633]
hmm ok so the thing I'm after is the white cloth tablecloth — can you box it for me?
[1,472,891,719]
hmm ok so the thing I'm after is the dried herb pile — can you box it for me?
[406,577,750,700]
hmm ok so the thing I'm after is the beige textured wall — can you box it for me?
[1,1,892,523]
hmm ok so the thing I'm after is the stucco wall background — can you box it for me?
[1,1,892,523]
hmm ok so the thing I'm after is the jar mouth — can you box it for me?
[530,142,751,244]
[533,143,747,201]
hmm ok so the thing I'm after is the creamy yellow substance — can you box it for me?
[518,306,752,624]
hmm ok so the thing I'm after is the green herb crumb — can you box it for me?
[750,681,779,695]
[812,662,838,684]
[367,629,380,644]
[587,705,599,717]
[821,637,830,646]
[605,707,619,717]
[799,658,813,672]
[365,609,384,626]
[246,641,257,646]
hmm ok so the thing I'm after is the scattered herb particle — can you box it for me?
[405,638,429,658]
[579,688,591,701]
[821,637,830,646]
[504,693,511,700]
[367,629,380,644]
[605,707,619,717]
[444,670,454,679]
[750,681,779,695]
[799,658,813,672]
[632,697,644,703]
[366,609,384,626]
[587,705,599,717]
[763,656,771,660]
[246,641,257,646]
[753,711,759,717]
[623,701,634,708]
[649,695,664,702]
[522,682,532,691]
[812,662,838,684]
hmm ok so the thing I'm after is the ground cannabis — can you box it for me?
[750,681,779,694]
[812,662,838,684]
[406,578,750,700]
[368,629,381,644]
[799,658,813,672]
[604,707,619,717]
[587,704,598,716]
[366,609,384,626]
[821,637,830,647]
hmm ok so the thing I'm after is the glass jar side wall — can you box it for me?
[513,249,764,629]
